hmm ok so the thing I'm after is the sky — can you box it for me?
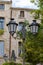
[3,0,37,9]
[12,0,37,9]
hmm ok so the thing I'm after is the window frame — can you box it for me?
[0,40,4,57]
[20,11,24,18]
[0,4,5,10]
[0,17,4,29]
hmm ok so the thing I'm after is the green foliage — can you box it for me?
[30,0,43,23]
[0,29,4,35]
[3,62,22,65]
[23,20,29,26]
[17,19,43,64]
[3,62,16,65]
[31,0,34,3]
[29,1,43,64]
[17,31,23,39]
[3,62,30,65]
[31,9,40,19]
[25,24,43,64]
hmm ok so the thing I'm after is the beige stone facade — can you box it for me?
[0,0,40,64]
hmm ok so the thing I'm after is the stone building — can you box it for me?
[0,0,40,64]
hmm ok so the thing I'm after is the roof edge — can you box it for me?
[0,1,12,4]
[10,7,36,11]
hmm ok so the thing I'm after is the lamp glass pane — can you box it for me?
[8,25,11,33]
[32,26,36,33]
[36,26,38,33]
[11,24,13,32]
[14,24,17,33]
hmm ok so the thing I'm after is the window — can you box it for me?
[18,41,22,56]
[20,11,24,17]
[0,17,4,29]
[0,4,4,10]
[0,41,4,56]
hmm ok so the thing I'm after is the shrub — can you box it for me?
[3,62,16,65]
[3,62,30,65]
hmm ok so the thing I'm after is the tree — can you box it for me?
[28,0,43,64]
[30,0,43,23]
[25,27,43,65]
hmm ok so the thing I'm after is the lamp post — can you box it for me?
[7,18,18,60]
[7,19,40,63]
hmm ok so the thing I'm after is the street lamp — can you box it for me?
[7,18,18,60]
[7,18,18,36]
[29,20,40,34]
[7,19,40,63]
